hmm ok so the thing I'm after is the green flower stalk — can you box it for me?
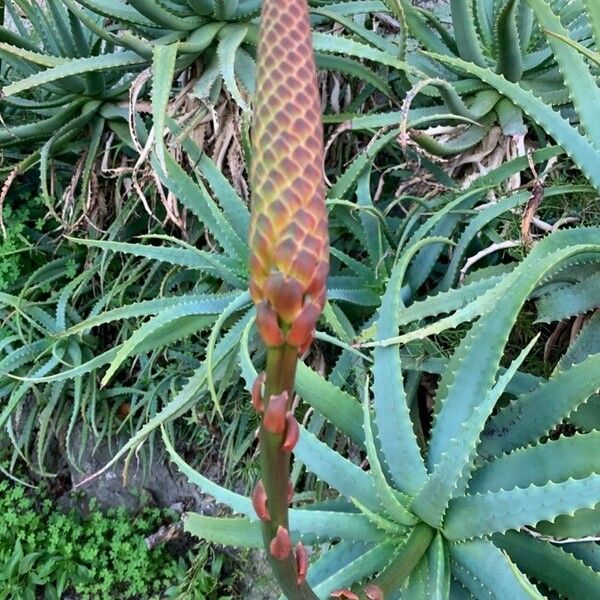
[248,0,328,596]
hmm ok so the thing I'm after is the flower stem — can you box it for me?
[259,345,319,599]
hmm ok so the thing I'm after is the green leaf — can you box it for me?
[361,379,419,526]
[152,150,248,261]
[151,43,179,172]
[295,362,364,445]
[2,51,145,96]
[294,427,383,513]
[413,335,538,527]
[526,0,600,149]
[470,431,600,494]
[496,531,600,600]
[449,0,487,66]
[428,229,600,474]
[495,0,523,81]
[535,271,600,323]
[480,352,600,457]
[428,532,450,600]
[184,514,262,547]
[312,542,396,598]
[450,538,543,599]
[63,292,239,336]
[371,239,432,496]
[444,474,600,540]
[217,24,249,111]
[583,0,600,49]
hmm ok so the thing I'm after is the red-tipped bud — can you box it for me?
[286,301,321,353]
[263,391,289,434]
[365,584,384,600]
[281,412,300,453]
[256,301,285,347]
[251,480,270,522]
[251,372,266,412]
[330,590,359,600]
[264,273,305,324]
[295,542,308,585]
[270,526,292,560]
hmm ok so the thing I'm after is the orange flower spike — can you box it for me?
[249,0,329,352]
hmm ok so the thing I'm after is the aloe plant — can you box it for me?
[168,221,600,598]
[422,0,600,190]
[335,0,599,161]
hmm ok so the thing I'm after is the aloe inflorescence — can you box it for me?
[248,0,328,596]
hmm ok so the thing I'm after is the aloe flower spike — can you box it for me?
[248,0,328,596]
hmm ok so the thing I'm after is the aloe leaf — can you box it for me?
[495,97,526,136]
[306,541,373,587]
[428,532,450,600]
[403,558,430,598]
[583,0,600,48]
[101,310,218,385]
[0,42,66,67]
[295,362,364,445]
[312,7,398,55]
[312,31,415,76]
[69,310,254,484]
[496,531,600,599]
[355,167,384,271]
[495,0,523,81]
[152,151,248,261]
[480,352,600,457]
[525,0,600,149]
[470,431,600,494]
[184,514,263,547]
[128,0,201,29]
[328,129,399,199]
[414,335,538,527]
[69,0,154,26]
[2,51,145,96]
[0,354,62,429]
[428,229,600,475]
[426,51,600,190]
[359,274,505,344]
[174,123,251,240]
[217,24,249,111]
[449,0,487,66]
[450,538,544,599]
[555,310,600,372]
[474,0,494,47]
[316,53,394,98]
[151,43,178,172]
[535,271,600,323]
[438,184,590,291]
[372,240,436,496]
[445,474,600,540]
[67,237,246,287]
[312,542,397,597]
[361,379,419,525]
[164,426,383,542]
[294,427,383,513]
[66,292,234,335]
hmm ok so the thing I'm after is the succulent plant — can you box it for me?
[398,0,597,154]
[173,224,600,599]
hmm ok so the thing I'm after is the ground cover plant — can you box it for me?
[1,0,600,598]
[0,477,189,600]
